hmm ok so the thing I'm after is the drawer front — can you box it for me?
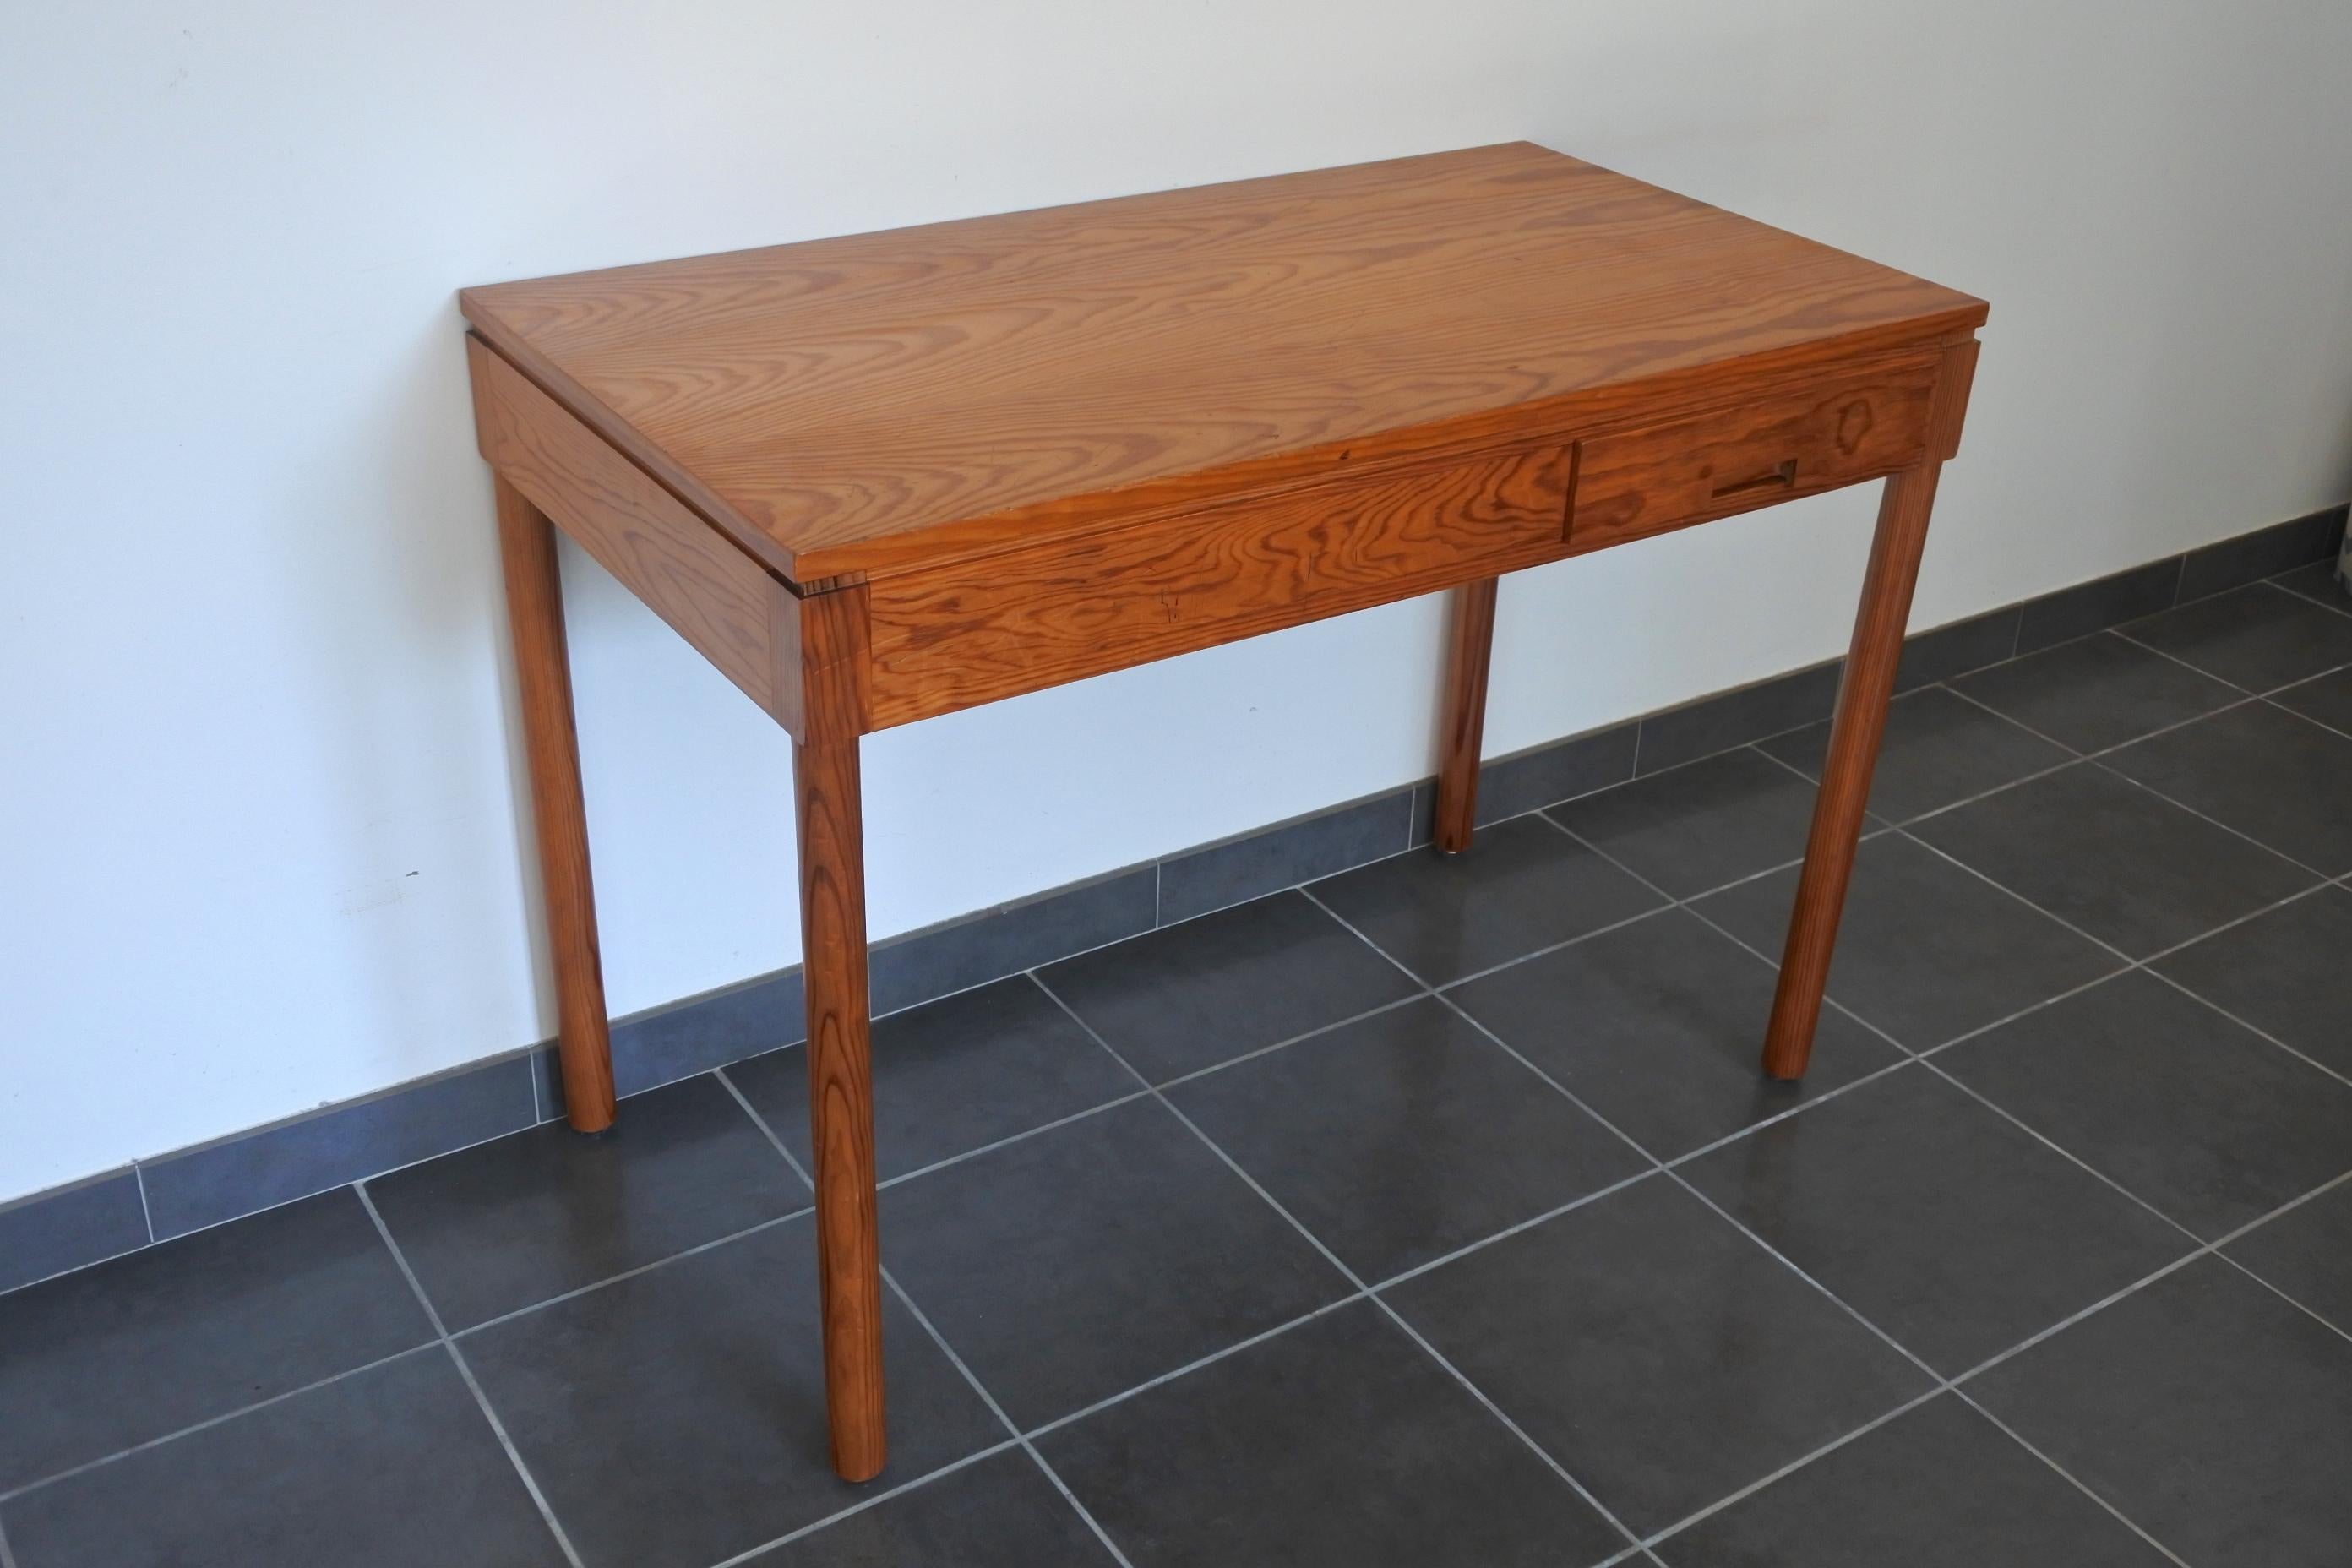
[1570,354,1941,549]
[865,444,1574,728]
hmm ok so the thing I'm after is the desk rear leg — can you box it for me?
[494,476,618,1132]
[1431,576,1500,853]
[1762,460,1943,1078]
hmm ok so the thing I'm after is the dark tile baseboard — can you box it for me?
[4,501,2342,1293]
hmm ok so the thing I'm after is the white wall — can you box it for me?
[4,0,2349,1205]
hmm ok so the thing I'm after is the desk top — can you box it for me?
[461,143,1984,585]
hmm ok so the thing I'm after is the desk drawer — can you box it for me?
[1571,355,1940,548]
[865,444,1574,727]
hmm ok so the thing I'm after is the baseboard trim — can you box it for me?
[4,500,2343,1292]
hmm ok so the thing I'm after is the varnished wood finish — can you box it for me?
[794,719,885,1481]
[462,144,1984,586]
[864,444,1568,728]
[1432,578,1499,853]
[469,335,808,733]
[493,476,617,1133]
[1761,341,1976,1078]
[1569,351,1940,550]
[461,144,1988,1479]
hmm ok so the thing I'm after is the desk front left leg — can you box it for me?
[793,729,888,1482]
[1761,460,1941,1079]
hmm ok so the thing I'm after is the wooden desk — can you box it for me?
[460,143,1985,1482]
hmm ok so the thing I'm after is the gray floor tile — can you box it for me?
[1450,909,1901,1161]
[0,1189,433,1494]
[2224,1179,2352,1335]
[1941,972,2352,1239]
[745,1450,1113,1567]
[2271,558,2352,612]
[2155,885,2352,1075]
[366,1073,808,1331]
[1908,762,2317,957]
[1758,685,2072,824]
[1544,747,1848,900]
[1309,814,1665,985]
[1692,833,2123,1050]
[876,1097,1350,1429]
[0,1348,566,1568]
[1166,997,1647,1281]
[2121,581,2352,692]
[1680,1068,2192,1375]
[1037,891,1418,1083]
[459,1217,1002,1568]
[727,977,1141,1184]
[1383,1175,1929,1537]
[2104,701,2352,874]
[1653,1393,2170,1568]
[1970,1257,2352,1568]
[1952,631,2240,753]
[1038,1300,1626,1567]
[2271,667,2352,735]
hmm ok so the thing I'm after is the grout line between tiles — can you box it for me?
[353,1184,588,1568]
[126,1109,556,1258]
[1886,824,2352,1081]
[2108,625,2264,692]
[447,1202,815,1341]
[871,1086,1158,1192]
[1942,1391,2198,1568]
[697,1440,1026,1568]
[0,1339,447,1506]
[1336,819,2229,1560]
[716,1061,1146,1568]
[1631,1384,1949,1552]
[2138,965,2352,1092]
[129,1167,155,1246]
[2209,1243,2352,1352]
[1026,967,1648,1557]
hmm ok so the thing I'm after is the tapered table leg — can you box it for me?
[794,731,888,1482]
[493,476,617,1133]
[1431,576,1500,853]
[1761,460,1944,1078]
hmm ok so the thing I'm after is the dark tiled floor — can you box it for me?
[3,562,2348,1566]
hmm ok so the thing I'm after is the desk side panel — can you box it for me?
[467,335,802,732]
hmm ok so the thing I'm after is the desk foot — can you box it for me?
[493,477,617,1133]
[1763,460,1943,1079]
[794,731,888,1483]
[1431,577,1500,853]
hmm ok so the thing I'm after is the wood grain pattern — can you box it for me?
[1569,351,1939,549]
[863,444,1571,727]
[461,143,1986,585]
[1761,341,1974,1078]
[794,724,885,1481]
[469,335,803,730]
[1431,577,1499,853]
[493,477,617,1133]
